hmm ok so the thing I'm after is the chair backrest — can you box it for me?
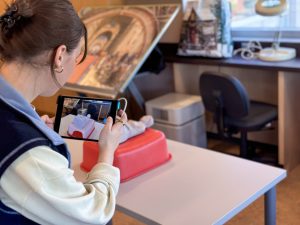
[87,103,98,120]
[199,72,250,118]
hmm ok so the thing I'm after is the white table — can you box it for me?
[66,139,286,225]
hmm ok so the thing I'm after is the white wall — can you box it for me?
[173,63,279,145]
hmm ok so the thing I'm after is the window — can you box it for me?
[230,0,300,42]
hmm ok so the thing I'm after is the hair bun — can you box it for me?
[16,0,34,18]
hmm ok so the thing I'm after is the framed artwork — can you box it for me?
[65,4,180,98]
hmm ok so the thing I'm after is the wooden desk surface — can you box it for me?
[66,139,286,225]
[158,43,300,72]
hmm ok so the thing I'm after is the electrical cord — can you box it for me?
[233,41,263,60]
[118,97,127,116]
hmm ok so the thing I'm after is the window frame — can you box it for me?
[231,29,300,43]
[230,0,300,43]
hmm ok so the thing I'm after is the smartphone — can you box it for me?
[54,95,120,142]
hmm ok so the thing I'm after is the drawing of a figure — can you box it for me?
[66,5,179,96]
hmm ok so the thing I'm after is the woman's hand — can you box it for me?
[98,110,127,165]
[41,115,55,129]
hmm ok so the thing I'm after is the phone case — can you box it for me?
[80,128,172,182]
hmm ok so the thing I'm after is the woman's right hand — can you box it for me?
[98,112,127,164]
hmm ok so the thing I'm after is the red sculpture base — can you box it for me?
[80,128,172,182]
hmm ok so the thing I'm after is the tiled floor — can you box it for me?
[112,138,300,225]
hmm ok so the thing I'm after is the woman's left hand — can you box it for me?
[41,115,55,129]
[97,110,128,164]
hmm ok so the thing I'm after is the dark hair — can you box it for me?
[0,0,87,64]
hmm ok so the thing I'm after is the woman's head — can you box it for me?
[0,0,87,94]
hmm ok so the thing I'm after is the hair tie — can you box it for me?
[0,4,21,35]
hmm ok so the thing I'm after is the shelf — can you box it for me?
[158,43,300,72]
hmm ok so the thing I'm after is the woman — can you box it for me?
[0,0,127,224]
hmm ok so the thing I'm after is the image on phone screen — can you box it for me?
[54,96,119,141]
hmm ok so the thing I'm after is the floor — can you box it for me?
[112,138,300,225]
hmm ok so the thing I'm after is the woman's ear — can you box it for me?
[53,45,67,70]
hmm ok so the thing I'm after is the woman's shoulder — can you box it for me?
[0,99,45,138]
[0,99,53,169]
[0,110,47,145]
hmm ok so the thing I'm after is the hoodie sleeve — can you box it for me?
[0,145,120,225]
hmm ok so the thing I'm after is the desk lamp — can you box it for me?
[255,0,296,61]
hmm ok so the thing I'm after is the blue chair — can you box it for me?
[199,71,277,158]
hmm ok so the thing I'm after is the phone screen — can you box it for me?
[54,96,120,141]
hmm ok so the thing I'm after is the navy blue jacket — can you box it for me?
[0,76,70,225]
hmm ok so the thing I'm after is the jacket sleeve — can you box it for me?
[0,146,120,225]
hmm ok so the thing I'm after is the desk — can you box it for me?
[157,43,300,171]
[66,139,286,225]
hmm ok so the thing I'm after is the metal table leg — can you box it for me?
[265,187,276,225]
